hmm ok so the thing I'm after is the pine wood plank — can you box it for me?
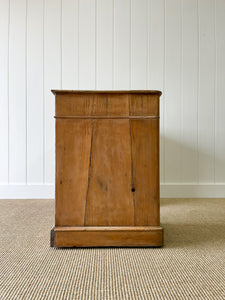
[131,119,160,226]
[55,119,91,226]
[51,226,163,247]
[85,119,134,226]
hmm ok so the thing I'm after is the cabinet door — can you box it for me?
[55,119,92,226]
[130,119,160,226]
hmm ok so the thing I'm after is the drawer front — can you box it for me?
[55,93,159,118]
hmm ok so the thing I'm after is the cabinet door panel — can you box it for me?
[55,119,91,226]
[131,119,160,226]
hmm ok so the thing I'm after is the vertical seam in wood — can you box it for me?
[84,99,94,226]
[106,96,108,115]
[129,95,135,225]
[105,96,108,225]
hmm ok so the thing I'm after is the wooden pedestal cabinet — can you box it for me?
[50,90,163,247]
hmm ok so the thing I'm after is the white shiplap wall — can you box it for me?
[0,0,225,199]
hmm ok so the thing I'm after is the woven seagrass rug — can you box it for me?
[0,198,224,300]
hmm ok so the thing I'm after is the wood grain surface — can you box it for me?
[85,119,134,226]
[55,119,91,226]
[52,226,163,247]
[55,93,159,117]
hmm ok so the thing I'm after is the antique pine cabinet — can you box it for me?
[50,90,163,247]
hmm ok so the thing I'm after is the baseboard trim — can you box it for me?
[0,183,224,199]
[160,183,225,198]
[0,184,54,199]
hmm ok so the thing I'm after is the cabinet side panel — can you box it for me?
[85,119,134,226]
[55,119,91,226]
[131,119,160,225]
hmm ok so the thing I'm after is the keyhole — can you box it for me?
[131,187,136,193]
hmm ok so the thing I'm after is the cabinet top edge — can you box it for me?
[51,90,162,96]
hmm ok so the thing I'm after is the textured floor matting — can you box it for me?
[0,198,225,300]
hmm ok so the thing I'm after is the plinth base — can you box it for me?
[50,226,163,247]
